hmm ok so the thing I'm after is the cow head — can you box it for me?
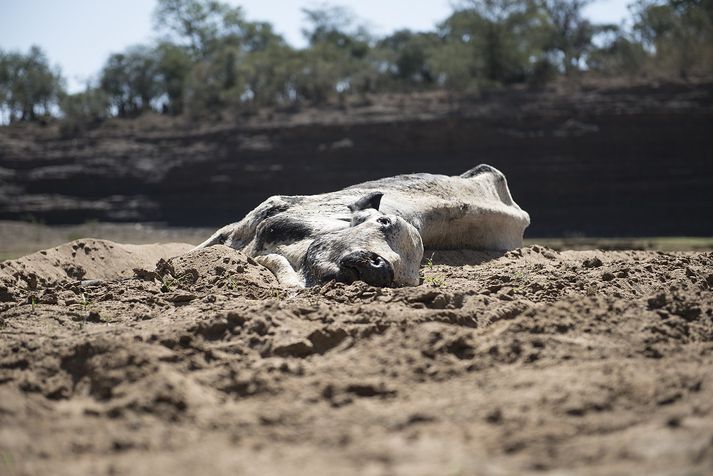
[303,192,423,287]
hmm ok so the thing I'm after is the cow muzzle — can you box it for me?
[336,251,394,287]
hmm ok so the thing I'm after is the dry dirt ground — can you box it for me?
[1,238,712,475]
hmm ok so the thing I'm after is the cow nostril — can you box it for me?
[337,251,393,287]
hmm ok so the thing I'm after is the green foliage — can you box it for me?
[0,45,63,122]
[631,0,713,77]
[3,0,712,127]
[58,86,110,136]
[539,0,603,74]
[421,252,446,287]
[431,1,556,91]
[586,32,649,76]
[296,4,375,102]
[301,4,369,48]
[155,42,194,114]
[99,45,161,117]
[237,42,301,107]
[184,46,245,118]
[375,30,439,90]
[153,0,247,58]
[426,40,480,93]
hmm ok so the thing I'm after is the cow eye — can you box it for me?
[377,217,391,227]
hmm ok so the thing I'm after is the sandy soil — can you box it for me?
[0,239,712,475]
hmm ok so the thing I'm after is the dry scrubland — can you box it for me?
[2,6,711,471]
[0,237,712,475]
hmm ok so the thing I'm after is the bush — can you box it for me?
[59,88,110,136]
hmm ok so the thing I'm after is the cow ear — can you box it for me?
[348,192,383,212]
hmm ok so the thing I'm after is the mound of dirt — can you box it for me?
[161,244,277,289]
[0,244,712,475]
[0,239,193,302]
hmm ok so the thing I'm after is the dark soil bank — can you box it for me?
[1,82,712,236]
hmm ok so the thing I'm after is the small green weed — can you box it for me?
[423,274,446,287]
[77,293,95,329]
[424,252,435,269]
[2,450,15,472]
[160,275,176,292]
[80,293,91,311]
[160,272,193,292]
[421,252,446,287]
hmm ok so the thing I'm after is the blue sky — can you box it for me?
[0,0,632,93]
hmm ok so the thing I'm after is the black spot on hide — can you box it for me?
[255,215,313,251]
[255,202,290,221]
[302,236,349,287]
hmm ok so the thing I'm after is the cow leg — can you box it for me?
[255,254,305,287]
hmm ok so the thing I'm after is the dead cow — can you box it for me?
[194,164,530,287]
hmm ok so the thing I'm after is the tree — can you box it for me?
[376,30,439,88]
[631,0,713,77]
[241,21,285,53]
[426,40,481,92]
[153,0,247,58]
[237,42,301,108]
[100,46,161,116]
[100,53,131,116]
[0,46,63,122]
[183,45,245,118]
[298,4,374,102]
[539,0,611,74]
[155,42,193,114]
[10,0,710,127]
[586,29,648,76]
[0,51,9,121]
[435,1,550,88]
[154,0,296,115]
[59,84,110,135]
